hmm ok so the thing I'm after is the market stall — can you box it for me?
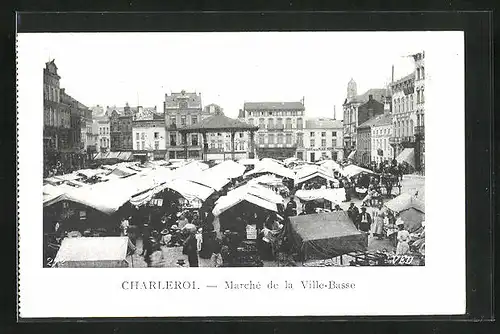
[294,188,346,208]
[53,237,130,268]
[384,193,425,232]
[288,211,368,261]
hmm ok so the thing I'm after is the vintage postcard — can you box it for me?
[17,31,465,318]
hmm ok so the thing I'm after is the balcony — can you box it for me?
[389,137,401,145]
[256,143,297,149]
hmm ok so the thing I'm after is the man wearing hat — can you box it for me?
[347,203,360,229]
[357,207,372,233]
[182,227,199,267]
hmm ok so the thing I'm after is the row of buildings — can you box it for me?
[343,51,425,171]
[90,91,344,163]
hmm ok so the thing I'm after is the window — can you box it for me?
[181,116,186,126]
[416,90,421,104]
[141,141,145,150]
[136,141,139,149]
[136,133,139,140]
[259,118,265,129]
[170,133,176,146]
[154,132,159,139]
[268,134,275,144]
[248,118,254,125]
[268,118,274,129]
[332,138,337,147]
[321,132,326,137]
[310,139,315,148]
[321,139,326,147]
[170,117,176,126]
[297,118,303,130]
[258,134,264,144]
[154,141,159,150]
[191,134,198,146]
[225,143,231,151]
[276,118,283,128]
[332,131,337,137]
[210,141,215,149]
[277,134,284,144]
[417,68,421,80]
[406,97,409,111]
[141,132,145,140]
[421,67,425,79]
[285,118,292,129]
[410,95,414,110]
[192,116,197,124]
[181,134,186,145]
[421,89,425,103]
[310,132,315,137]
[286,133,292,144]
[297,133,303,147]
[401,97,405,112]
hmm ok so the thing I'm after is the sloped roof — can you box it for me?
[391,72,415,86]
[305,118,343,129]
[349,88,390,104]
[178,114,259,132]
[358,113,392,129]
[384,192,424,214]
[244,101,305,110]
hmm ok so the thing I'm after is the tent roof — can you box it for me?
[385,192,425,213]
[238,158,259,166]
[178,114,258,132]
[317,159,341,171]
[245,159,295,179]
[205,160,246,179]
[341,164,376,177]
[54,237,128,263]
[212,187,278,216]
[289,211,362,242]
[294,188,346,204]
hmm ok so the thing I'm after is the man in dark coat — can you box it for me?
[347,203,360,229]
[183,230,199,267]
[357,207,372,233]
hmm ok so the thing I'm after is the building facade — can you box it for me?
[164,90,206,159]
[342,78,389,156]
[97,116,110,153]
[356,123,372,165]
[303,118,344,163]
[370,113,394,164]
[240,100,305,160]
[109,103,143,151]
[132,112,166,160]
[414,52,425,171]
[389,69,419,169]
[354,95,385,156]
[43,60,89,176]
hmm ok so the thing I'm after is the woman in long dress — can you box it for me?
[396,223,410,255]
[373,210,385,240]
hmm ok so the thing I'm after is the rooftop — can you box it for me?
[346,88,390,105]
[305,118,343,129]
[358,113,392,129]
[244,101,305,111]
[165,91,202,109]
[178,114,259,132]
[391,72,415,86]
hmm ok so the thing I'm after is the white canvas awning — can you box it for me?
[295,188,346,205]
[396,148,415,168]
[340,164,376,178]
[245,159,295,179]
[205,160,246,179]
[53,237,129,268]
[347,150,357,160]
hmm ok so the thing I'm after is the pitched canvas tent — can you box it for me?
[288,211,368,261]
[384,193,425,232]
[53,237,130,268]
[294,188,346,205]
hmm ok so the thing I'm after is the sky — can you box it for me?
[22,32,427,119]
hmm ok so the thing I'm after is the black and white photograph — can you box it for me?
[39,32,426,268]
[17,27,466,318]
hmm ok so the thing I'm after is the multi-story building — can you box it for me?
[413,51,425,171]
[109,103,155,151]
[80,105,93,154]
[96,112,110,153]
[354,95,385,156]
[132,111,166,160]
[389,68,419,167]
[43,60,89,176]
[342,78,389,156]
[239,100,305,160]
[303,118,344,163]
[43,60,71,153]
[370,113,394,164]
[164,90,206,159]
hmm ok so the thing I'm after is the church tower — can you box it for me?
[347,78,357,99]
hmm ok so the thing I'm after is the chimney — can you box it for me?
[333,105,336,120]
[302,96,305,106]
[391,65,394,83]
